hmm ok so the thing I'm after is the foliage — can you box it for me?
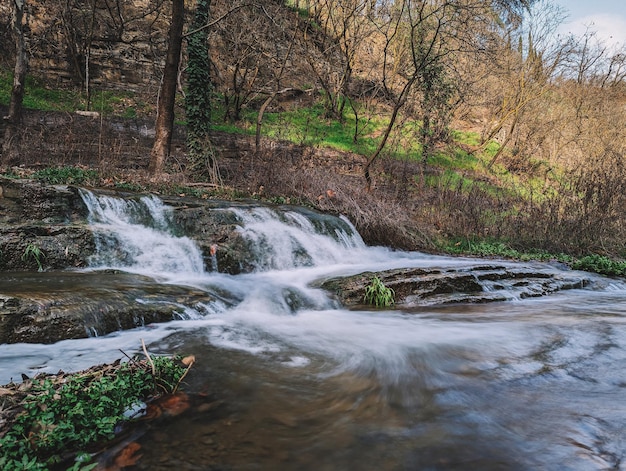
[0,356,187,471]
[0,170,21,179]
[185,0,217,182]
[571,255,626,277]
[441,237,573,263]
[113,181,146,192]
[215,99,381,156]
[32,167,98,185]
[440,238,626,278]
[22,243,45,272]
[363,276,395,307]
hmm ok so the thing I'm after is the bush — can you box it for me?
[571,254,626,277]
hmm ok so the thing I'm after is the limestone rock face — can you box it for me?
[0,177,94,271]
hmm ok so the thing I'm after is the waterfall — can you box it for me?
[79,190,371,276]
[230,206,366,271]
[79,189,205,275]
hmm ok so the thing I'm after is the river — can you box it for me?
[1,191,625,470]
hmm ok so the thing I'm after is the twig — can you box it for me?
[118,349,137,365]
[173,356,195,394]
[141,339,156,376]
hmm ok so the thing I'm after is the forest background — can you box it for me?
[1,0,625,269]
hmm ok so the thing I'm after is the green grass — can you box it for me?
[426,147,481,171]
[212,96,382,156]
[441,237,626,277]
[364,276,395,307]
[440,237,573,263]
[0,69,136,115]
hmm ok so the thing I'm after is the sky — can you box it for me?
[552,0,626,48]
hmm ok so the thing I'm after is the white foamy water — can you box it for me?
[79,189,205,275]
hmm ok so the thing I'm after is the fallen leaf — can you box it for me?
[114,441,143,468]
[181,355,196,366]
[158,392,190,417]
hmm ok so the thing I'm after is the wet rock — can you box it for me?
[0,271,217,344]
[320,264,592,308]
[0,178,257,274]
[0,177,93,271]
[166,202,257,275]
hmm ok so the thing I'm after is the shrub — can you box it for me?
[571,255,626,277]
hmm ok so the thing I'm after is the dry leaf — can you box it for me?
[158,392,190,417]
[114,441,143,468]
[181,355,196,366]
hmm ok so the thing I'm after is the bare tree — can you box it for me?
[478,0,571,168]
[149,0,185,175]
[302,0,377,120]
[2,0,28,167]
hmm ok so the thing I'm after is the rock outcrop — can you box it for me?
[320,264,592,308]
[0,177,93,271]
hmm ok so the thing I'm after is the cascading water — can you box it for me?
[79,189,205,275]
[229,206,366,270]
[1,191,626,470]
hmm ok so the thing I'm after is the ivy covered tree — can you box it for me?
[185,0,219,183]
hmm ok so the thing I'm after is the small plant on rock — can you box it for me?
[22,243,45,272]
[364,276,395,307]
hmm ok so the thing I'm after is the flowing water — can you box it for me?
[1,192,626,470]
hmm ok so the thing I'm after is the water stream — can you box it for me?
[1,191,625,470]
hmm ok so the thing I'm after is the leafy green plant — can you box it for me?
[0,170,20,179]
[364,276,395,307]
[0,355,189,470]
[32,167,98,185]
[114,181,146,192]
[571,254,626,277]
[22,243,45,272]
[440,237,574,264]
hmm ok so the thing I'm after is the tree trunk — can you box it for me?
[149,0,185,175]
[2,0,28,167]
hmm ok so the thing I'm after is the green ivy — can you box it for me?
[185,0,218,181]
[571,254,626,277]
